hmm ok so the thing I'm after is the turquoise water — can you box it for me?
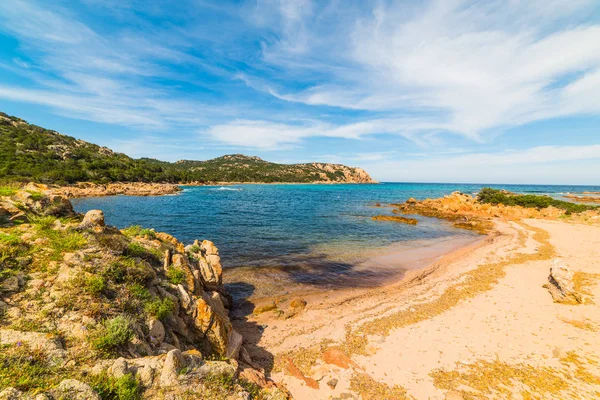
[71,183,600,295]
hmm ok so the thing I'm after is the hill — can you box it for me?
[0,112,375,185]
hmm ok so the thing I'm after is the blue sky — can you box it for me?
[1,0,600,184]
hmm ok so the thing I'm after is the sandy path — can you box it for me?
[235,219,600,399]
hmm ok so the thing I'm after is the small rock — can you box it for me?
[198,361,237,379]
[182,348,203,368]
[0,388,23,400]
[147,319,166,343]
[210,291,228,318]
[52,379,101,400]
[290,298,307,310]
[137,364,155,387]
[253,301,277,315]
[237,392,251,400]
[327,378,338,389]
[163,249,172,271]
[545,260,582,304]
[160,349,182,387]
[80,209,105,228]
[0,276,19,293]
[239,366,268,388]
[322,347,359,370]
[110,358,129,379]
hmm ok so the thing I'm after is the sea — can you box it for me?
[71,183,600,300]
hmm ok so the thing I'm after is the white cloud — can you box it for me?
[1,0,599,161]
[204,117,457,149]
[256,0,600,140]
[0,0,230,130]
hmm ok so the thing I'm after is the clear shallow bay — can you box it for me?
[72,183,600,298]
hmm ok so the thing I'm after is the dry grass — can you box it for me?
[559,317,598,332]
[573,271,600,303]
[430,352,600,398]
[430,359,568,399]
[561,352,600,386]
[350,373,412,400]
[344,222,554,355]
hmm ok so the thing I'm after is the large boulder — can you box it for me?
[544,260,582,305]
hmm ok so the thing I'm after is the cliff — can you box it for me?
[0,183,288,399]
[0,112,376,185]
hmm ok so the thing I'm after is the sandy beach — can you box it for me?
[234,216,600,399]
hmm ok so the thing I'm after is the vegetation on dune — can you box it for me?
[477,187,597,214]
[0,112,369,184]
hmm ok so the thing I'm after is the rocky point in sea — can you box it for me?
[0,183,288,399]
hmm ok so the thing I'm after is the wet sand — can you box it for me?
[223,234,482,302]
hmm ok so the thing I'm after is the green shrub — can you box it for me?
[28,215,56,231]
[477,188,596,214]
[89,316,133,353]
[122,226,156,239]
[166,267,186,285]
[0,232,22,246]
[89,372,141,400]
[0,186,17,197]
[84,275,106,295]
[26,190,45,201]
[46,231,87,260]
[124,242,162,263]
[129,283,151,301]
[102,258,154,284]
[144,297,175,321]
[125,242,148,258]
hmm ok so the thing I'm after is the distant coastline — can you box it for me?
[54,180,380,198]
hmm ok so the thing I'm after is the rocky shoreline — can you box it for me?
[3,187,600,399]
[0,183,288,399]
[53,182,183,198]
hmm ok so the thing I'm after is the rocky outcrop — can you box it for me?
[0,184,286,399]
[392,191,575,234]
[54,182,182,198]
[306,163,376,183]
[0,183,76,222]
[544,260,583,304]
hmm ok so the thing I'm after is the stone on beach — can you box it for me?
[544,259,582,304]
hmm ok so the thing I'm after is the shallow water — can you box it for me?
[72,182,600,298]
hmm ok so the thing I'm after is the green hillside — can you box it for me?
[0,112,374,185]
